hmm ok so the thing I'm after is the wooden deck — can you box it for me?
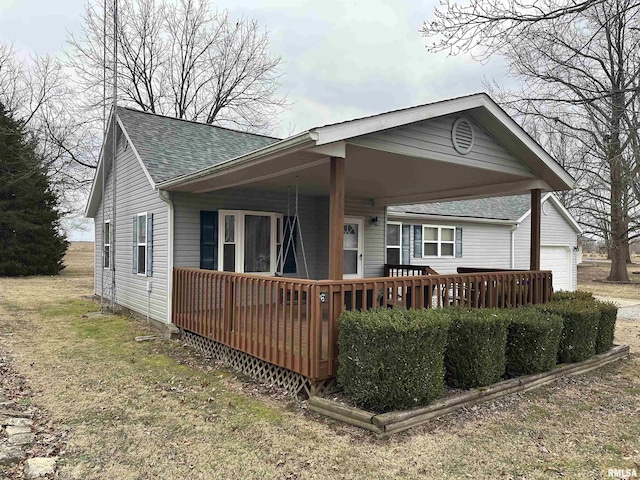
[173,267,553,381]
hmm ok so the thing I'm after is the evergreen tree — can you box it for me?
[0,102,68,276]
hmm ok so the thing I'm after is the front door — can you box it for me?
[343,217,363,279]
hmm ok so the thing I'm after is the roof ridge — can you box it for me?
[118,105,282,140]
[313,92,488,130]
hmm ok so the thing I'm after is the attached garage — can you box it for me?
[541,245,573,291]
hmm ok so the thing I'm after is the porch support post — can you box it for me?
[530,188,541,271]
[329,156,345,280]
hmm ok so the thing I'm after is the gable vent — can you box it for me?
[452,117,474,155]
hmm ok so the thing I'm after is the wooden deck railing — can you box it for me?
[173,268,553,381]
[384,264,439,277]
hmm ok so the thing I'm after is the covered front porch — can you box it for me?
[161,95,573,390]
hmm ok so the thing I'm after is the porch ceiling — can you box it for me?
[164,143,550,206]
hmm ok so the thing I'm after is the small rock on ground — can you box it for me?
[2,417,33,427]
[5,425,31,435]
[7,432,35,446]
[24,457,56,478]
[0,445,26,466]
[0,409,34,418]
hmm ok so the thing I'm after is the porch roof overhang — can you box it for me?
[157,93,575,205]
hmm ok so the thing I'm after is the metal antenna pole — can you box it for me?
[100,0,107,312]
[110,0,118,312]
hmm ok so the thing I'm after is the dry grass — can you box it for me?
[0,243,638,479]
[578,261,640,300]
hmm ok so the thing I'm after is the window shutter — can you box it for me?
[455,227,463,258]
[146,213,153,276]
[132,215,138,274]
[413,225,422,258]
[283,216,297,274]
[402,224,411,264]
[200,211,218,270]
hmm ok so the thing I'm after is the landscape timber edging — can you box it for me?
[308,344,630,438]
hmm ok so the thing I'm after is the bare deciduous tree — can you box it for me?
[0,43,97,215]
[68,0,286,133]
[422,0,640,281]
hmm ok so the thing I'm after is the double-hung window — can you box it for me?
[218,210,283,274]
[133,212,153,276]
[423,225,455,257]
[136,213,147,275]
[103,221,110,269]
[386,222,402,264]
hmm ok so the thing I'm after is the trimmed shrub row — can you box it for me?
[337,308,450,411]
[551,290,595,302]
[506,308,563,377]
[539,300,600,363]
[445,309,510,389]
[596,301,618,354]
[549,291,618,358]
[338,291,617,412]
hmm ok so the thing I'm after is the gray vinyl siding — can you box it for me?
[314,198,386,279]
[93,132,169,323]
[513,214,531,271]
[514,199,578,289]
[94,169,113,302]
[173,189,321,279]
[388,217,513,274]
[514,201,578,266]
[173,192,385,280]
[347,198,386,278]
[349,114,532,177]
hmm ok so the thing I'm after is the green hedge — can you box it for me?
[595,300,618,354]
[552,291,617,355]
[337,308,450,412]
[539,300,599,363]
[445,309,510,389]
[552,290,594,302]
[505,309,563,377]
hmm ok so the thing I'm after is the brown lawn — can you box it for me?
[578,260,640,300]
[0,243,638,479]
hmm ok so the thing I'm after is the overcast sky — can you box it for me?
[0,0,508,240]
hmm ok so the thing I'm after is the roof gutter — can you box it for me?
[157,130,318,190]
[387,211,517,226]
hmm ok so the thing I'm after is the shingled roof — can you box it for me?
[388,195,532,221]
[117,107,281,184]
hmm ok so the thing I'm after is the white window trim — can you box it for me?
[136,212,148,276]
[386,221,402,264]
[218,210,283,275]
[422,224,456,258]
[103,220,110,270]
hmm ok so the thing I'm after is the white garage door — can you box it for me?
[541,246,572,291]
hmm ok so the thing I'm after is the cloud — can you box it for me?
[214,0,508,135]
[0,0,84,55]
[1,0,510,241]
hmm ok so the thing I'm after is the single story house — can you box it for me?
[386,193,582,291]
[85,93,575,393]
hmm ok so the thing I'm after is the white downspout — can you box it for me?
[158,190,174,324]
[510,224,519,269]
